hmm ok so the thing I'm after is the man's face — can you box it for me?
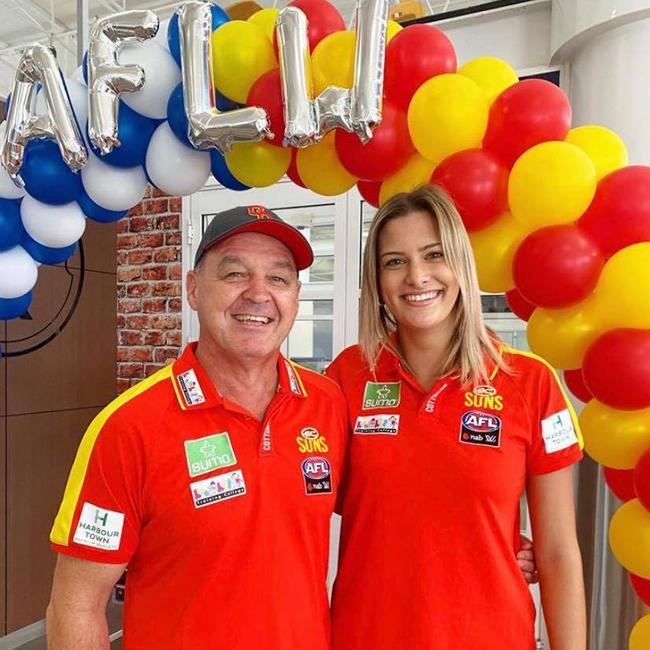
[187,232,301,362]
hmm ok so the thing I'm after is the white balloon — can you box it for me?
[37,78,89,135]
[152,16,172,52]
[146,122,210,196]
[0,124,26,199]
[21,195,86,248]
[72,64,86,86]
[119,40,181,119]
[81,154,147,211]
[0,246,38,299]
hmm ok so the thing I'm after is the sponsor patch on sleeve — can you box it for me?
[354,414,400,435]
[73,503,125,551]
[541,409,578,453]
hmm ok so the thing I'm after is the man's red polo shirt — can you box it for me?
[51,343,347,649]
[325,344,583,650]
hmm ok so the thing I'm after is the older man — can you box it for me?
[46,206,348,649]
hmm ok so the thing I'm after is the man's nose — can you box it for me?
[242,275,271,302]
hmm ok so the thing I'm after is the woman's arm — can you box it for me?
[527,466,586,650]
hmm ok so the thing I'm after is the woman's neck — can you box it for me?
[397,319,456,392]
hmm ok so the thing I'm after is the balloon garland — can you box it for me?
[1,4,650,643]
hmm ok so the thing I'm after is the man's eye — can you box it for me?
[270,276,288,284]
[226,271,245,279]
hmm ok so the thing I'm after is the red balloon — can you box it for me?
[634,448,650,512]
[583,329,650,410]
[335,102,414,181]
[286,0,344,50]
[578,166,650,258]
[513,225,604,308]
[247,69,284,147]
[604,467,636,502]
[630,573,650,606]
[483,79,572,168]
[357,180,381,208]
[286,149,306,188]
[430,149,508,231]
[563,369,593,403]
[384,24,456,112]
[505,289,535,321]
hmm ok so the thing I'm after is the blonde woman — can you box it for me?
[326,186,586,650]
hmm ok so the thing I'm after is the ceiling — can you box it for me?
[0,0,485,97]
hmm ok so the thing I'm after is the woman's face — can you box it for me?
[378,210,460,335]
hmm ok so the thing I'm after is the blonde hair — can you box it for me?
[359,185,506,385]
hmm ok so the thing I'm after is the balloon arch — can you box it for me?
[1,1,650,645]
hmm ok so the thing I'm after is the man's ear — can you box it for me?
[186,270,199,311]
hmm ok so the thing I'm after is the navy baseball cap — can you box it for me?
[194,205,314,270]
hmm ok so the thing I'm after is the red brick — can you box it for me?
[116,314,126,328]
[130,216,155,233]
[118,363,143,379]
[119,330,143,345]
[117,298,141,313]
[156,214,179,230]
[126,315,151,329]
[138,233,165,248]
[127,283,151,297]
[150,315,180,330]
[142,265,167,281]
[151,186,168,198]
[166,232,182,246]
[169,265,182,280]
[128,203,143,217]
[117,285,126,298]
[117,348,129,362]
[152,281,180,297]
[117,251,128,265]
[154,347,179,364]
[128,249,153,264]
[117,378,131,394]
[166,331,182,346]
[116,219,129,233]
[144,331,166,345]
[153,247,179,263]
[126,347,154,362]
[117,267,141,283]
[168,298,182,312]
[144,198,169,214]
[143,298,167,313]
[145,363,165,376]
[169,197,182,212]
[117,234,139,249]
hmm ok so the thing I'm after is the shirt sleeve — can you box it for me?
[527,361,583,476]
[50,405,144,564]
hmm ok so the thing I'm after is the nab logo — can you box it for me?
[247,205,271,219]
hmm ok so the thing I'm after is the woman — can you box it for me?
[326,185,586,649]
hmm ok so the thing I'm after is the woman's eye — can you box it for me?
[384,258,404,267]
[426,251,443,260]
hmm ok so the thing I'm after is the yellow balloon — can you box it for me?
[469,212,530,293]
[379,153,435,205]
[312,31,355,95]
[595,243,650,329]
[212,21,277,104]
[387,20,403,42]
[580,400,650,469]
[225,141,290,187]
[458,57,518,105]
[297,133,356,196]
[609,500,650,578]
[509,141,597,229]
[630,614,650,650]
[526,295,603,369]
[566,125,628,182]
[247,8,280,44]
[408,74,488,164]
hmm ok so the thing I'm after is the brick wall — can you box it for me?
[116,186,183,394]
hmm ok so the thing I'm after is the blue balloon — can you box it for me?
[82,50,88,83]
[78,191,128,223]
[216,91,244,112]
[21,235,76,265]
[167,6,230,66]
[22,139,83,205]
[0,291,32,320]
[210,149,250,191]
[89,101,157,168]
[0,198,26,251]
[167,83,194,149]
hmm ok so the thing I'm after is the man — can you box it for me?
[46,206,348,649]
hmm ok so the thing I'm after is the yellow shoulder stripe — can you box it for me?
[505,348,584,449]
[288,360,309,397]
[50,366,173,546]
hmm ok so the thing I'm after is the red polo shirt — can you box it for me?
[326,343,582,650]
[51,343,347,649]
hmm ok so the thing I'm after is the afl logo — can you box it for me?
[461,411,501,433]
[301,457,331,480]
[300,427,319,440]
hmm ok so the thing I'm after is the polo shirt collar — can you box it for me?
[171,343,308,411]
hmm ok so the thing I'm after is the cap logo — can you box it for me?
[248,205,271,220]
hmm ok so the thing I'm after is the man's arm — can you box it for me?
[46,554,127,650]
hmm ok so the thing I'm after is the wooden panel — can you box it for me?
[1,319,6,417]
[67,219,117,275]
[6,269,117,415]
[6,407,101,632]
